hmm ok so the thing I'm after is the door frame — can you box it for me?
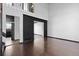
[24,15,47,37]
[33,17,47,37]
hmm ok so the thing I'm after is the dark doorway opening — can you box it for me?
[6,15,15,41]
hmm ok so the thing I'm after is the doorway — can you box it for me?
[6,15,14,40]
[6,15,15,46]
[34,21,44,36]
[34,21,44,42]
[23,15,47,43]
[33,17,47,38]
[3,15,20,46]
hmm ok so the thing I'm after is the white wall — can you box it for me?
[14,17,20,40]
[34,22,44,36]
[34,3,48,20]
[23,3,48,20]
[48,3,79,41]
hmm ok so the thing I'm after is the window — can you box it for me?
[28,3,34,13]
[22,3,34,13]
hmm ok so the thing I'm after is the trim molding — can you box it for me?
[47,36,79,43]
[34,34,43,36]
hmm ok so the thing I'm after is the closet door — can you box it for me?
[23,15,34,42]
[0,3,2,56]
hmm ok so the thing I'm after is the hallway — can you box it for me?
[4,35,79,56]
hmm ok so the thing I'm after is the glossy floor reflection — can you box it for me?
[4,35,79,56]
[3,37,20,46]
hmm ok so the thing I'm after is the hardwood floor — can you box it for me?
[3,38,20,46]
[4,35,79,56]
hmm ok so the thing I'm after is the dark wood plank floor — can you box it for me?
[4,35,79,56]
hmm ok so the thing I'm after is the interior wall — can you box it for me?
[48,3,79,41]
[14,17,20,40]
[34,3,48,20]
[23,3,48,20]
[34,22,44,36]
